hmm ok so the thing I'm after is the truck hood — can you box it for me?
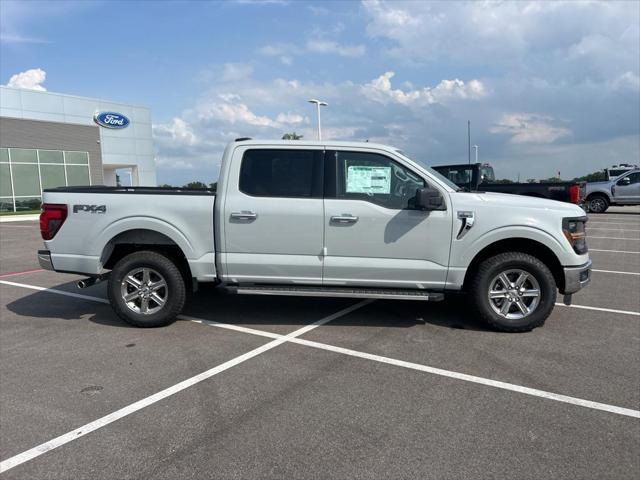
[463,191,585,216]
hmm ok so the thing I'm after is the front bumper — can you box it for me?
[562,259,592,294]
[37,250,54,271]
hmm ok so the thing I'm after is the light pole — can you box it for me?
[308,99,328,140]
[473,145,479,164]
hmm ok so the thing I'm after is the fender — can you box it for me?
[451,225,574,268]
[96,216,196,263]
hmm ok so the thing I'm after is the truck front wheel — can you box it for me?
[108,250,186,327]
[587,195,609,213]
[469,252,556,332]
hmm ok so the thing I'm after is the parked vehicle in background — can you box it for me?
[586,168,640,213]
[605,164,639,180]
[37,139,591,332]
[432,163,586,207]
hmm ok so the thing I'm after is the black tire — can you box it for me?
[587,195,609,213]
[469,252,556,332]
[107,250,186,327]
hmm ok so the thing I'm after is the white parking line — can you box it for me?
[588,227,640,232]
[554,303,639,316]
[590,248,640,254]
[592,269,640,276]
[589,236,640,241]
[188,317,640,419]
[587,220,640,227]
[0,280,110,303]
[0,294,372,473]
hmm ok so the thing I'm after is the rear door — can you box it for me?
[222,146,325,284]
[322,149,452,289]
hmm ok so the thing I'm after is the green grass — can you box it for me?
[0,209,41,216]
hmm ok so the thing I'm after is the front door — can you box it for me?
[222,147,324,284]
[322,150,452,289]
[614,172,640,204]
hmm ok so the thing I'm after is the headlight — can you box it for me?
[562,216,588,254]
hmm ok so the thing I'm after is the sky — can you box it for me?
[1,0,639,186]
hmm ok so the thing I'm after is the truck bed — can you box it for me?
[41,186,217,281]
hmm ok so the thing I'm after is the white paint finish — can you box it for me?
[0,87,21,110]
[0,296,372,474]
[592,269,640,276]
[191,317,640,419]
[555,303,639,316]
[323,199,452,288]
[42,190,216,277]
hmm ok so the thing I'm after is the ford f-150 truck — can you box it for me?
[38,139,591,332]
[585,168,640,213]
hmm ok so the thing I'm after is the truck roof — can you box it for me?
[230,138,399,152]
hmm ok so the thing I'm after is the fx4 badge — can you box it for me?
[73,204,106,214]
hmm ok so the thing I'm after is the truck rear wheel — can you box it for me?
[108,250,186,327]
[469,252,556,332]
[587,195,609,213]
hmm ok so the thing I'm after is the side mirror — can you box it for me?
[618,177,631,186]
[415,187,444,210]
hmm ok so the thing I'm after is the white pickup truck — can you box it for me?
[38,139,591,332]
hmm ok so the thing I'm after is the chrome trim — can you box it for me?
[230,211,257,220]
[456,211,475,239]
[562,260,592,294]
[330,215,359,224]
[37,250,54,271]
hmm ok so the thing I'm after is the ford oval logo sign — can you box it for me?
[94,111,130,129]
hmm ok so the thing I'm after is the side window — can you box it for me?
[619,172,640,185]
[335,151,425,209]
[239,149,322,198]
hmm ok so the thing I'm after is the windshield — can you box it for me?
[395,150,461,191]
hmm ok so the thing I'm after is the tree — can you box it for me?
[209,182,217,192]
[158,183,173,188]
[183,181,208,189]
[541,177,562,183]
[572,170,606,182]
[493,178,515,184]
[282,132,303,140]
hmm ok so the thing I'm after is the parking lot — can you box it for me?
[1,208,639,479]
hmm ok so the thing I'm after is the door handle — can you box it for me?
[331,215,359,224]
[230,211,257,220]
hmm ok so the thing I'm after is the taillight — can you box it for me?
[40,203,68,240]
[569,184,580,204]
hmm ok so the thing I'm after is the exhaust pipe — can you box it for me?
[77,277,97,289]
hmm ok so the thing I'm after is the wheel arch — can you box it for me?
[101,229,192,282]
[462,237,565,293]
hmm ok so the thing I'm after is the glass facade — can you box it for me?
[0,147,91,212]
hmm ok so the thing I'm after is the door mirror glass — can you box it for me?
[415,187,444,210]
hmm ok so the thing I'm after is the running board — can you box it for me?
[236,286,444,301]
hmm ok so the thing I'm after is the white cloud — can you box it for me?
[5,68,47,91]
[258,39,366,59]
[490,113,571,144]
[275,112,307,125]
[362,71,486,106]
[220,63,254,82]
[153,118,197,146]
[305,39,366,58]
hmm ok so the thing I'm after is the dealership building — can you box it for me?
[0,86,156,212]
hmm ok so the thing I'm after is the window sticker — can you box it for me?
[346,166,391,194]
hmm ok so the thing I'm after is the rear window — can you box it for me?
[239,149,322,198]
